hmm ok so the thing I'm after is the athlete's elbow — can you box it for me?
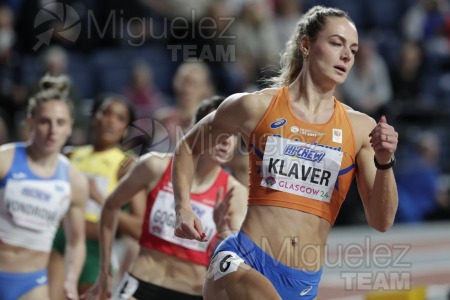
[369,219,394,232]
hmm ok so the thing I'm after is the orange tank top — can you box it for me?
[248,87,356,224]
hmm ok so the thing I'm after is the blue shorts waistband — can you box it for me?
[0,269,47,279]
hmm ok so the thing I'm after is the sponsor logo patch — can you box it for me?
[270,118,287,129]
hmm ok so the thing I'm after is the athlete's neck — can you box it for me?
[92,141,116,152]
[26,143,59,169]
[292,72,336,113]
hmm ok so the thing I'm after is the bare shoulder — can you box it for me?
[0,143,17,179]
[241,88,278,106]
[137,151,172,177]
[343,106,377,150]
[255,87,280,98]
[222,88,277,112]
[0,143,17,158]
[69,164,88,191]
[344,106,377,131]
[218,88,279,137]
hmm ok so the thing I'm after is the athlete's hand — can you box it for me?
[64,279,79,300]
[213,187,234,233]
[369,115,398,164]
[81,277,111,300]
[175,206,207,242]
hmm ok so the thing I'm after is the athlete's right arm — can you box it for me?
[116,155,147,240]
[83,154,168,300]
[173,93,257,242]
[64,166,88,300]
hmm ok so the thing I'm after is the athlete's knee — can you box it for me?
[203,279,218,300]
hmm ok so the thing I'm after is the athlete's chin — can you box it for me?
[40,141,63,153]
[334,74,348,85]
[325,72,348,86]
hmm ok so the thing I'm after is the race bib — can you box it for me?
[4,179,70,231]
[261,136,343,202]
[149,190,216,252]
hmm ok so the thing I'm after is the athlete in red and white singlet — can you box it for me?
[83,97,247,300]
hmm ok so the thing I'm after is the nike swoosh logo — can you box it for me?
[300,285,313,296]
[36,275,47,285]
[12,172,27,179]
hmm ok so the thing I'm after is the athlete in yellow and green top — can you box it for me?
[49,94,145,298]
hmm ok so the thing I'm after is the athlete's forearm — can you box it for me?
[367,169,398,232]
[64,236,86,287]
[172,138,198,211]
[98,204,120,277]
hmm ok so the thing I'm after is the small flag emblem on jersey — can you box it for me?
[332,128,342,143]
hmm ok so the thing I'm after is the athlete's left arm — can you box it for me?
[214,177,248,240]
[116,155,147,240]
[63,166,88,300]
[228,178,248,232]
[355,114,398,232]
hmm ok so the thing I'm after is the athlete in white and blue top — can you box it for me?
[0,75,88,300]
[0,143,72,251]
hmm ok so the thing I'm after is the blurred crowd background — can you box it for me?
[1,0,450,225]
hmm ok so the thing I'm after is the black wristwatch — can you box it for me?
[374,156,396,170]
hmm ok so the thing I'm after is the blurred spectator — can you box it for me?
[0,111,9,145]
[232,0,280,87]
[402,0,450,55]
[153,60,214,151]
[141,0,212,51]
[41,45,68,76]
[395,131,448,223]
[13,110,28,142]
[273,0,303,47]
[199,0,246,95]
[142,0,210,20]
[0,4,27,139]
[338,38,393,118]
[122,62,166,118]
[390,41,425,103]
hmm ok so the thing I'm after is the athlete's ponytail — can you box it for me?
[27,74,74,118]
[39,73,71,96]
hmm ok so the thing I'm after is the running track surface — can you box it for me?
[319,221,450,299]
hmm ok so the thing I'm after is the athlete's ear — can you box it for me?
[299,35,310,57]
